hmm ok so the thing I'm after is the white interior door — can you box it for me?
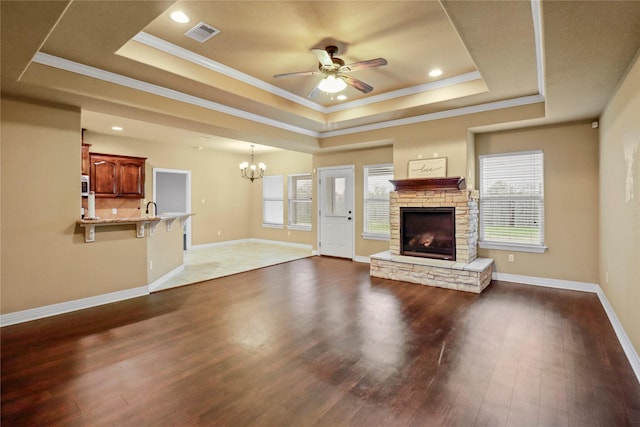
[318,166,354,259]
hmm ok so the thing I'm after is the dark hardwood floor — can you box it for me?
[2,257,639,426]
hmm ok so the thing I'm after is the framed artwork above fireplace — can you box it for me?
[407,157,447,178]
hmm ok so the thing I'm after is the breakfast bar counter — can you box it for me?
[77,213,194,243]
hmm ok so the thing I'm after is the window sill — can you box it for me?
[362,233,390,241]
[479,241,547,254]
[262,223,284,229]
[287,225,311,232]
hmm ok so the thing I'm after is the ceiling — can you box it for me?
[1,1,639,153]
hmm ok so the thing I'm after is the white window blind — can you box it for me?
[479,150,545,251]
[288,174,312,229]
[364,164,394,238]
[262,175,283,226]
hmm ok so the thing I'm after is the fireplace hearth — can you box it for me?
[401,207,456,260]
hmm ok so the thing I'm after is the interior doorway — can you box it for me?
[153,168,192,250]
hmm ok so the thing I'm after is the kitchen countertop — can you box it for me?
[78,212,193,224]
[77,213,194,242]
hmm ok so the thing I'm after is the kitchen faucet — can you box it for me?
[145,201,158,216]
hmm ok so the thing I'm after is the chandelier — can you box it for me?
[239,144,266,182]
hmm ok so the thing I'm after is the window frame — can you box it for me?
[287,173,312,231]
[262,175,284,228]
[478,150,547,253]
[363,163,394,241]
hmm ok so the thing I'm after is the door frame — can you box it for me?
[316,165,355,260]
[153,168,192,250]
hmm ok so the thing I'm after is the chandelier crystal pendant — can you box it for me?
[239,144,266,182]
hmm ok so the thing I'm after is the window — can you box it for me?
[363,164,394,240]
[288,174,312,230]
[262,175,283,227]
[479,150,546,253]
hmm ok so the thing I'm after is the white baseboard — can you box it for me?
[0,286,149,327]
[247,238,312,250]
[192,238,313,251]
[492,272,599,293]
[354,255,370,264]
[493,271,640,384]
[596,287,640,384]
[148,264,185,293]
[191,238,251,249]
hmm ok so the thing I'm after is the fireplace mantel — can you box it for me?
[390,177,466,192]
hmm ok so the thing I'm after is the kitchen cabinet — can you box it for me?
[81,143,91,175]
[90,153,146,198]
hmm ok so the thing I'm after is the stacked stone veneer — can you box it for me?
[370,184,494,293]
[389,188,479,263]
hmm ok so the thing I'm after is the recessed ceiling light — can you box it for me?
[170,11,190,23]
[429,69,443,77]
[337,95,347,101]
[111,126,123,131]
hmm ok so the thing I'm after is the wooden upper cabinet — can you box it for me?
[90,153,146,198]
[81,143,91,175]
[118,158,145,197]
[91,154,118,197]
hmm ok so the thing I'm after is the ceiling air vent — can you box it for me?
[184,22,220,43]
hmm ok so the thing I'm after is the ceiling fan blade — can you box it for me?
[340,58,388,73]
[273,70,320,78]
[308,82,322,99]
[311,48,333,67]
[340,74,373,94]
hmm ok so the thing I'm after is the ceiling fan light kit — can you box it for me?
[318,75,347,93]
[273,45,387,98]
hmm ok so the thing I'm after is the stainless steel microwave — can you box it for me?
[81,175,90,196]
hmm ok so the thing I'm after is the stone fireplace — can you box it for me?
[370,177,493,293]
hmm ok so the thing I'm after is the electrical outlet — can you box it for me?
[201,199,206,204]
[217,230,221,236]
[508,254,515,263]
[150,260,153,270]
[112,208,118,215]
[287,231,291,236]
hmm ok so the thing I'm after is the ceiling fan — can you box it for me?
[273,45,387,98]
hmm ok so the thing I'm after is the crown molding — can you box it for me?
[132,32,325,112]
[531,0,545,97]
[133,32,484,115]
[32,51,544,141]
[32,52,319,138]
[325,71,483,113]
[319,94,545,138]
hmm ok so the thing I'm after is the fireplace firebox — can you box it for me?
[400,207,456,260]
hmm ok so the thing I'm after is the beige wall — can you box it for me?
[147,221,184,283]
[1,98,148,313]
[313,145,394,258]
[599,51,640,352]
[475,122,600,283]
[249,150,314,246]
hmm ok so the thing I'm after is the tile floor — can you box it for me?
[152,240,313,292]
